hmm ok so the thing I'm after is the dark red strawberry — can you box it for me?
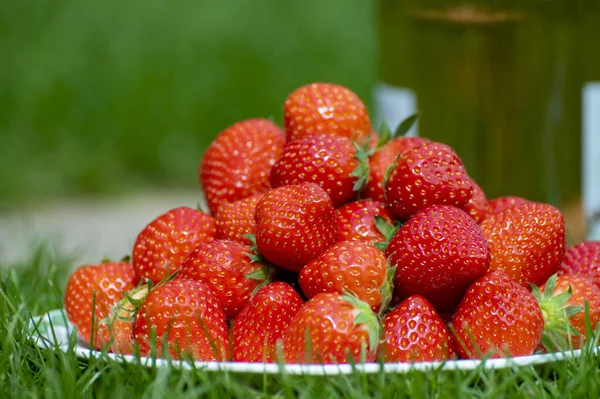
[299,240,392,312]
[480,202,566,287]
[485,196,531,218]
[132,279,229,361]
[558,241,600,290]
[132,206,216,284]
[283,83,371,143]
[232,282,304,362]
[255,183,340,272]
[380,295,457,363]
[384,142,474,220]
[463,179,488,224]
[282,293,380,364]
[215,194,263,246]
[199,119,286,214]
[336,199,394,245]
[64,261,137,350]
[451,270,544,359]
[176,239,271,320]
[385,205,491,311]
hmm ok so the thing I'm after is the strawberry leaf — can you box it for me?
[376,120,392,149]
[393,113,419,138]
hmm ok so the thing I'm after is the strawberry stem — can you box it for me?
[341,292,382,354]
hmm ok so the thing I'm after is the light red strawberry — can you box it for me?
[299,240,392,312]
[380,295,457,363]
[451,270,544,359]
[132,206,216,284]
[199,118,286,214]
[283,83,371,143]
[463,179,488,224]
[336,199,394,245]
[215,194,263,246]
[176,239,271,320]
[480,201,566,287]
[255,182,340,272]
[232,282,304,362]
[485,196,531,218]
[132,279,229,361]
[64,261,137,350]
[558,241,600,290]
[385,205,491,311]
[282,293,380,364]
[384,142,474,220]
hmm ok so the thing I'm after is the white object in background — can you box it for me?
[373,82,419,136]
[583,82,600,241]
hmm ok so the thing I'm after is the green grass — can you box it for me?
[2,244,600,398]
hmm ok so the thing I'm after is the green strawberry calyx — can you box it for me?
[244,233,275,295]
[341,292,382,356]
[378,263,397,317]
[373,215,403,252]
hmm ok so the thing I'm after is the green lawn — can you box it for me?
[2,244,600,398]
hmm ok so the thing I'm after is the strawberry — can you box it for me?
[106,284,149,355]
[283,83,371,143]
[558,241,600,290]
[385,205,491,311]
[364,136,430,202]
[255,182,340,272]
[215,194,263,246]
[380,295,457,363]
[270,133,361,206]
[282,293,380,364]
[232,282,304,362]
[176,239,272,320]
[198,119,286,214]
[299,240,392,312]
[132,206,216,284]
[336,199,395,245]
[451,270,544,359]
[480,202,566,287]
[384,142,474,220]
[463,179,488,224]
[64,261,137,350]
[485,196,531,218]
[132,279,229,361]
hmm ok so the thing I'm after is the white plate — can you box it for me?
[29,309,596,376]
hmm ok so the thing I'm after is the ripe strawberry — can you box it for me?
[463,179,488,224]
[480,202,566,287]
[299,240,392,312]
[132,207,216,284]
[132,279,229,361]
[176,239,272,320]
[64,261,137,350]
[380,295,457,363]
[558,241,600,290]
[215,194,263,245]
[270,133,361,206]
[364,136,430,202]
[199,119,286,214]
[232,282,304,362]
[283,83,371,143]
[282,293,380,364]
[255,183,339,272]
[336,199,394,245]
[485,196,530,218]
[384,142,474,220]
[451,270,544,359]
[385,205,491,311]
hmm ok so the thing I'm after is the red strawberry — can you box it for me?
[132,207,216,284]
[270,133,361,206]
[255,182,340,272]
[283,83,371,143]
[463,179,488,224]
[364,136,430,202]
[485,196,531,218]
[176,239,271,320]
[299,240,392,312]
[480,202,566,287]
[385,205,491,311]
[215,194,262,246]
[558,241,600,290]
[232,282,304,362]
[64,261,137,349]
[380,295,457,363]
[282,293,380,364]
[451,270,544,359]
[199,119,286,214]
[336,199,394,245]
[384,142,474,220]
[132,279,229,361]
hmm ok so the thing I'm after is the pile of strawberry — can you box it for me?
[64,83,600,365]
